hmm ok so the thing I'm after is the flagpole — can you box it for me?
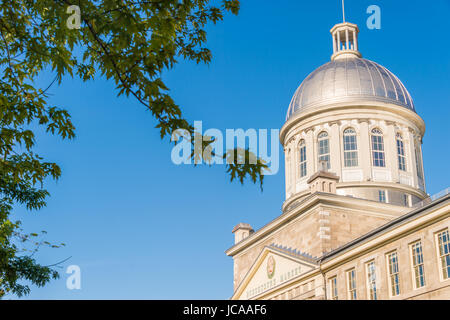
[342,0,346,22]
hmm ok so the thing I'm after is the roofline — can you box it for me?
[225,192,409,257]
[230,245,319,300]
[319,192,450,263]
[330,22,359,33]
[280,102,425,145]
[282,181,428,212]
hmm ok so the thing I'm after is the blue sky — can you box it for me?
[10,0,450,299]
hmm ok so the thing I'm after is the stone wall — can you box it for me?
[323,215,450,300]
[232,201,401,290]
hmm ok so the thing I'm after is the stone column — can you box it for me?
[386,122,399,183]
[306,128,315,178]
[358,119,372,180]
[314,276,326,300]
[337,31,341,51]
[317,210,331,254]
[330,121,342,178]
[289,139,296,194]
[284,146,290,198]
[345,29,349,50]
[417,142,426,192]
[332,32,337,53]
[406,129,419,189]
[292,135,298,188]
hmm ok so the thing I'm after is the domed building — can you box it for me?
[226,20,450,300]
[282,22,426,210]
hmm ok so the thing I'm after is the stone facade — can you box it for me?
[225,20,450,300]
[228,193,411,293]
[321,197,450,300]
[227,194,450,300]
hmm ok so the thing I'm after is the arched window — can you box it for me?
[371,128,385,167]
[343,128,358,167]
[396,133,406,171]
[318,131,330,170]
[299,140,307,178]
[415,142,424,182]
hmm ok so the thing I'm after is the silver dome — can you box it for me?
[286,57,415,120]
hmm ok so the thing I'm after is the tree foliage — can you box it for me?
[0,0,267,297]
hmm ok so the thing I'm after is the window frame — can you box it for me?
[435,229,450,282]
[371,128,386,167]
[378,190,387,203]
[386,251,401,297]
[329,276,338,300]
[396,133,407,171]
[317,131,330,170]
[365,260,378,300]
[298,139,307,178]
[410,240,426,289]
[343,127,358,168]
[403,194,410,207]
[346,268,357,300]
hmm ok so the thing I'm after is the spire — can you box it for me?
[330,22,361,60]
[342,0,346,23]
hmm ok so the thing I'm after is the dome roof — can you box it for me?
[286,57,415,120]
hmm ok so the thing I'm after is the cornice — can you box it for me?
[280,102,425,145]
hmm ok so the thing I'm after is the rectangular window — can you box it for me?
[387,252,400,296]
[403,194,410,207]
[437,229,450,280]
[378,190,386,203]
[299,144,307,178]
[318,134,330,170]
[346,269,357,300]
[329,277,338,300]
[344,151,358,167]
[319,138,329,156]
[411,241,426,288]
[300,162,307,177]
[397,138,406,171]
[344,132,358,167]
[371,135,385,167]
[366,261,377,300]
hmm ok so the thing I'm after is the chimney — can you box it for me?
[307,160,340,194]
[232,223,254,244]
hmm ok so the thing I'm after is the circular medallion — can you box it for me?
[267,256,275,279]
